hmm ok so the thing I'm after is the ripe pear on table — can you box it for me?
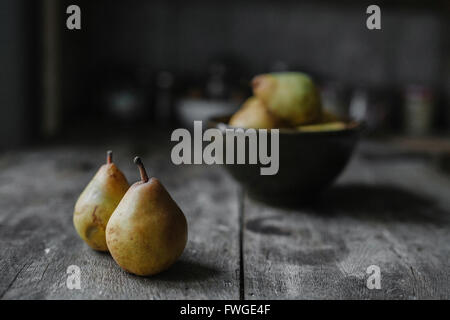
[106,157,188,276]
[73,151,129,251]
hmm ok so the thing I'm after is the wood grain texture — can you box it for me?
[1,137,450,299]
[0,133,240,299]
[242,147,450,299]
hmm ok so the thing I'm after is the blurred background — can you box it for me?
[2,0,450,300]
[1,0,450,149]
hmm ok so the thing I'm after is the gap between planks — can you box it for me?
[238,189,246,300]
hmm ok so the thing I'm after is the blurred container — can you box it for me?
[104,86,147,123]
[175,59,246,129]
[321,82,348,118]
[403,85,435,136]
[174,98,238,129]
[349,89,369,123]
[349,87,397,134]
[208,114,362,205]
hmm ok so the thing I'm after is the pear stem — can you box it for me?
[106,150,113,164]
[134,156,149,183]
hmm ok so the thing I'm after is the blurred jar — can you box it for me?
[349,88,369,123]
[321,82,348,118]
[403,85,435,136]
[104,86,147,123]
[348,87,396,135]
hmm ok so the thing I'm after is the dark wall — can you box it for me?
[0,0,39,148]
[1,0,450,146]
[82,0,446,86]
[54,0,449,124]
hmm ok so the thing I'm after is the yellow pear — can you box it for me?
[297,121,347,132]
[252,72,322,126]
[106,157,188,276]
[229,96,281,129]
[320,110,340,123]
[73,151,129,251]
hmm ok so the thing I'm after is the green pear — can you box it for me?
[252,72,322,126]
[106,157,188,276]
[229,96,282,129]
[73,151,129,251]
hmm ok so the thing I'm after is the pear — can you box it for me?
[73,151,130,251]
[229,96,281,129]
[106,157,188,276]
[252,72,322,126]
[297,121,347,132]
[320,110,340,123]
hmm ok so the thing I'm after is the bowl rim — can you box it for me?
[208,114,364,136]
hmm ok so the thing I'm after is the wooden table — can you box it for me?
[1,131,449,299]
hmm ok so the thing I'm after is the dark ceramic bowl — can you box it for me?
[208,115,362,205]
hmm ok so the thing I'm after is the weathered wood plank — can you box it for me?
[242,145,450,299]
[3,136,450,300]
[0,133,241,299]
